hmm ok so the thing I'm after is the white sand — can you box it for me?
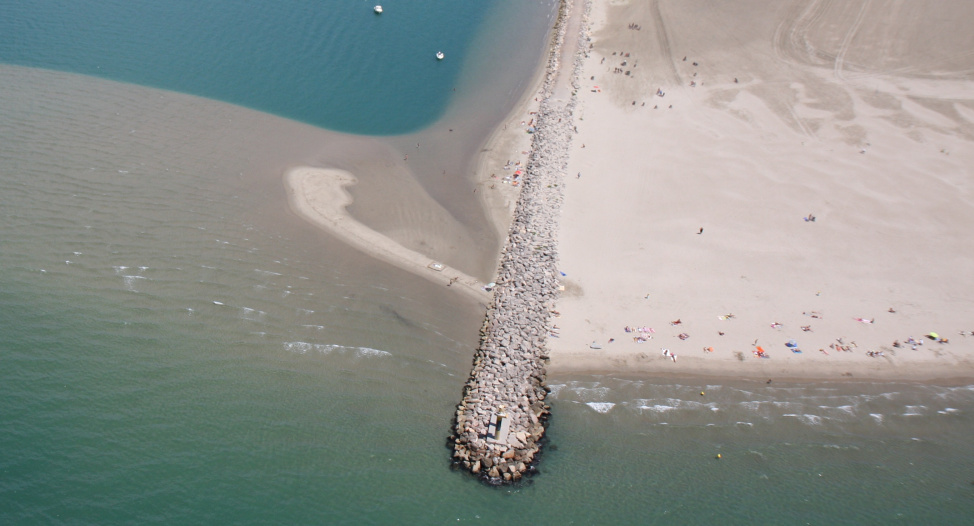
[550,0,974,381]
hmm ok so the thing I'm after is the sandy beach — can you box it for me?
[283,0,974,382]
[549,0,974,381]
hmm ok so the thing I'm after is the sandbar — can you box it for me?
[285,166,492,303]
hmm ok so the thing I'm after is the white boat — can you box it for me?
[436,51,445,60]
[373,5,382,14]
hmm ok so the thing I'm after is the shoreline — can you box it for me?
[548,352,974,387]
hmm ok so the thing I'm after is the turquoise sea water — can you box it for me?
[2,1,974,524]
[0,0,503,135]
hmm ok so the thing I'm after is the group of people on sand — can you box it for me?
[598,302,969,366]
[625,325,654,343]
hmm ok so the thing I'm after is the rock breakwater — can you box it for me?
[449,0,589,484]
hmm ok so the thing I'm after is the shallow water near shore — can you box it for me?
[541,375,974,523]
[2,1,974,523]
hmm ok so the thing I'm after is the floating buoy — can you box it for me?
[436,51,445,60]
[716,453,722,459]
[700,391,705,396]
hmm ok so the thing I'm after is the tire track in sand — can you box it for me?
[772,0,834,67]
[650,0,681,85]
[834,0,871,82]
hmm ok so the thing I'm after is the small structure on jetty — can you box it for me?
[449,0,587,484]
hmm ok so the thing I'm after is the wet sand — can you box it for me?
[285,167,491,303]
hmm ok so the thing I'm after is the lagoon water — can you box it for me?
[2,1,974,523]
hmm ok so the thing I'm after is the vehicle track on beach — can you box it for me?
[773,0,974,82]
[833,0,871,82]
[650,0,681,86]
[772,0,835,68]
[769,0,837,138]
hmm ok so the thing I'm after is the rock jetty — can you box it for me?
[449,0,589,484]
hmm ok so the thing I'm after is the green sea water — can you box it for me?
[2,1,974,524]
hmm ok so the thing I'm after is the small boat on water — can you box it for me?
[435,51,445,60]
[373,5,382,14]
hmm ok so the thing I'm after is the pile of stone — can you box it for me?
[449,0,591,485]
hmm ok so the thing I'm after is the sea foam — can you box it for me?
[586,402,615,413]
[284,341,391,358]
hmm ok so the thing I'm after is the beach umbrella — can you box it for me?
[786,339,798,348]
[927,332,939,340]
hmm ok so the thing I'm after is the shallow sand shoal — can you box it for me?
[285,167,491,303]
[550,0,974,381]
[282,9,559,300]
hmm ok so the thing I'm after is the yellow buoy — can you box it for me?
[700,391,705,396]
[716,453,722,459]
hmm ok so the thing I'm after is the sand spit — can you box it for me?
[285,167,491,304]
[449,0,590,484]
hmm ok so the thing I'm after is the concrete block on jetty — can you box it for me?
[449,0,590,485]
